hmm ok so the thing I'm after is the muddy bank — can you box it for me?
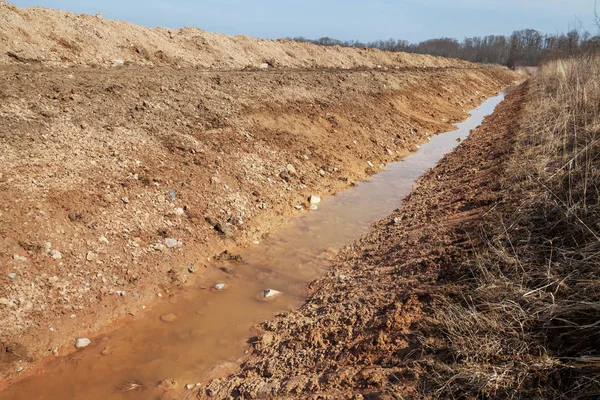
[0,61,518,386]
[200,84,528,398]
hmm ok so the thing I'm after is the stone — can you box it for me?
[168,189,176,200]
[318,169,326,177]
[175,207,185,216]
[99,236,109,245]
[309,195,321,205]
[7,273,16,279]
[121,197,129,204]
[95,13,103,19]
[214,283,226,291]
[264,289,282,299]
[310,205,318,211]
[50,249,62,260]
[165,238,179,248]
[75,338,91,349]
[111,59,124,66]
[86,251,97,262]
[16,367,23,373]
[367,161,374,168]
[215,222,234,238]
[160,313,178,322]
[393,217,401,224]
[259,63,269,69]
[186,384,195,390]
[286,164,297,175]
[337,274,347,280]
[12,255,28,262]
[101,346,113,355]
[294,205,303,210]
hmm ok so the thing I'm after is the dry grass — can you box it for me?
[414,56,600,399]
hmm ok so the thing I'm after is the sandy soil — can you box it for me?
[0,1,469,70]
[200,84,528,399]
[0,0,520,389]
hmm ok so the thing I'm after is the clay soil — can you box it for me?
[200,84,528,399]
[0,1,520,390]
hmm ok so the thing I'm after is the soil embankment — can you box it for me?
[201,84,529,398]
[0,1,519,388]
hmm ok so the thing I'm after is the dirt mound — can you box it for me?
[0,2,471,69]
[200,84,528,399]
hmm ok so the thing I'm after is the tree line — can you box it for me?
[288,29,600,67]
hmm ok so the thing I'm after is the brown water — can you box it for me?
[1,93,505,399]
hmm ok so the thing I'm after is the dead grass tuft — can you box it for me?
[415,56,600,398]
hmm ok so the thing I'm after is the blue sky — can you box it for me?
[10,0,599,42]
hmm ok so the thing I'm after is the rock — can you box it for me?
[286,164,297,175]
[157,378,177,391]
[98,236,109,245]
[393,217,401,224]
[175,207,185,216]
[115,291,125,296]
[259,63,269,69]
[101,346,113,355]
[264,289,282,299]
[367,161,374,168]
[111,59,124,66]
[42,242,52,252]
[95,13,103,19]
[309,195,321,205]
[318,169,326,177]
[186,384,195,390]
[294,205,303,210]
[12,255,28,262]
[75,338,91,349]
[214,283,226,291]
[168,189,176,200]
[310,205,318,211]
[160,313,178,322]
[121,197,129,204]
[50,249,62,260]
[165,238,179,248]
[215,222,234,238]
[16,367,23,373]
[0,298,9,306]
[86,251,97,262]
[7,273,16,279]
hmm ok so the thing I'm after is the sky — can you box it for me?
[10,0,599,43]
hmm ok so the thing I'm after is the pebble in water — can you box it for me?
[75,338,91,349]
[264,289,282,299]
[160,313,178,322]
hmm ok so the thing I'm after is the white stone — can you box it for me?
[75,338,91,349]
[12,255,28,262]
[50,249,62,260]
[99,236,109,245]
[294,205,303,210]
[7,273,16,279]
[309,195,321,205]
[214,283,226,291]
[165,238,179,248]
[264,289,282,299]
[259,63,269,69]
[310,205,318,211]
[86,251,97,262]
[186,384,195,390]
[111,59,124,66]
[367,161,374,168]
[175,208,185,216]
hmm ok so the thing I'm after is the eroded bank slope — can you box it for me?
[201,83,528,399]
[0,62,519,385]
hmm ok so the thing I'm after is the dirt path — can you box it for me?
[200,84,528,399]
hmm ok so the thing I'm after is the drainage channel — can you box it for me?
[0,92,505,400]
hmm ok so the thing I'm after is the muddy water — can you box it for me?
[1,93,505,399]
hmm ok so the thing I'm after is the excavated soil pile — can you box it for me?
[0,1,468,69]
[201,85,528,399]
[0,1,519,389]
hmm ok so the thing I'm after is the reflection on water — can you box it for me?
[0,93,505,400]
